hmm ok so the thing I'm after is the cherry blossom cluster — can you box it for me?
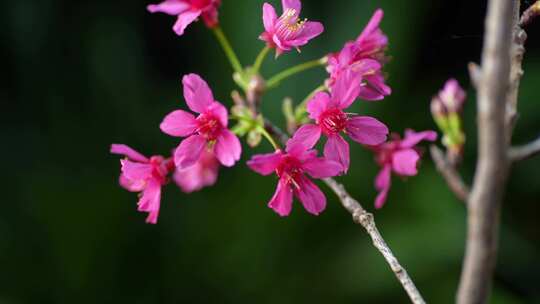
[111,0,438,224]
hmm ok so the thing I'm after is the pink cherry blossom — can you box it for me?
[160,73,242,169]
[326,9,390,100]
[147,0,221,36]
[247,139,342,217]
[259,0,324,56]
[290,70,388,172]
[174,148,220,193]
[371,129,437,209]
[110,144,175,224]
[432,78,466,114]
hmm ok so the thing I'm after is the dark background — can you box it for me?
[2,0,540,303]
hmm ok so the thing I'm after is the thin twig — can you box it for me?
[430,145,470,202]
[509,136,540,162]
[457,0,515,303]
[264,120,426,304]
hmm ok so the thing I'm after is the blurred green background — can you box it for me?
[2,0,540,303]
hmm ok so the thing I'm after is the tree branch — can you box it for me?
[456,0,515,303]
[264,121,426,304]
[509,136,540,162]
[430,145,470,202]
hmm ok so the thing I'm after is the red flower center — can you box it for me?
[149,156,169,184]
[197,113,223,141]
[276,155,303,189]
[319,108,348,135]
[190,0,213,10]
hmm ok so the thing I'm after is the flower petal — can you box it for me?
[303,157,342,179]
[207,102,228,128]
[147,0,190,15]
[174,135,207,169]
[160,110,197,137]
[137,179,162,224]
[121,159,153,181]
[400,129,438,148]
[358,73,392,101]
[173,10,201,36]
[331,69,361,109]
[214,129,242,167]
[262,3,277,32]
[289,21,324,45]
[247,151,283,176]
[269,179,294,217]
[174,150,220,193]
[288,124,321,150]
[392,148,420,176]
[282,0,301,14]
[182,73,214,113]
[374,164,392,209]
[345,116,388,145]
[357,9,384,43]
[110,144,148,163]
[119,174,146,192]
[324,135,350,173]
[307,91,331,120]
[294,176,326,215]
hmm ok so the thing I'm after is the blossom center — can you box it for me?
[196,113,223,140]
[319,108,348,135]
[276,155,303,189]
[275,9,306,39]
[190,0,212,10]
[149,156,169,184]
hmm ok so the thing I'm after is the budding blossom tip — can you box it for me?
[147,0,221,36]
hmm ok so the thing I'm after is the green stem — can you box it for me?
[258,126,281,150]
[212,27,243,75]
[253,46,271,74]
[266,57,327,89]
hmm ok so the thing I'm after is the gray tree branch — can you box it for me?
[456,0,516,303]
[509,136,540,162]
[430,145,470,202]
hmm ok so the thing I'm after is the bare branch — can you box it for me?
[264,121,426,304]
[468,62,481,89]
[509,136,540,162]
[323,178,426,304]
[430,145,470,202]
[457,0,515,303]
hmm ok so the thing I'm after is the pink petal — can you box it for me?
[392,148,420,176]
[302,157,342,179]
[357,9,384,43]
[400,129,438,149]
[282,0,301,14]
[331,69,361,109]
[294,175,326,215]
[345,116,388,145]
[287,124,321,150]
[147,0,190,15]
[137,179,162,224]
[374,164,392,209]
[120,159,153,181]
[173,10,201,36]
[110,144,149,163]
[324,135,350,173]
[247,151,283,176]
[262,3,277,32]
[269,179,294,217]
[306,92,331,120]
[160,110,197,137]
[351,58,382,77]
[207,102,228,128]
[214,129,242,167]
[358,73,391,101]
[119,174,146,192]
[174,135,207,169]
[174,150,219,193]
[182,73,214,113]
[288,21,324,45]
